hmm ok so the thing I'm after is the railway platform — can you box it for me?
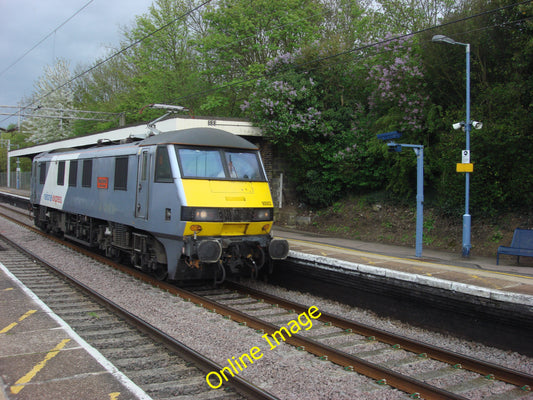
[0,264,150,400]
[274,227,533,304]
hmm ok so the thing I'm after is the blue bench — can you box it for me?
[497,228,533,265]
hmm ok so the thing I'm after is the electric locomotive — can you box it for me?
[30,127,289,282]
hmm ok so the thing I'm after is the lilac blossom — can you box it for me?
[367,34,427,132]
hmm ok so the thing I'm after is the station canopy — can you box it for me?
[9,116,261,159]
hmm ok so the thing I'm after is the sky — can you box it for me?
[0,0,153,128]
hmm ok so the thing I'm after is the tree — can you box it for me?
[373,0,459,33]
[121,0,207,117]
[242,45,390,207]
[198,0,324,115]
[23,59,75,143]
[319,0,378,47]
[72,52,133,134]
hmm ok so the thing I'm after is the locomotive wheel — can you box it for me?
[214,261,226,285]
[153,263,168,281]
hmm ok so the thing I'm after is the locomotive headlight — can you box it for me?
[182,207,222,222]
[195,210,209,220]
[253,208,273,221]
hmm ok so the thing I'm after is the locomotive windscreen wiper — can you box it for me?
[228,155,238,178]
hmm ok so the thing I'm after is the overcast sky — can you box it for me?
[0,0,153,128]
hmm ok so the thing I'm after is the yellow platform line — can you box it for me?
[10,338,71,394]
[0,309,37,334]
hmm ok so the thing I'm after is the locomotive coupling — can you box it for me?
[268,239,289,260]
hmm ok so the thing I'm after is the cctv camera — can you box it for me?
[472,121,483,130]
[452,122,463,130]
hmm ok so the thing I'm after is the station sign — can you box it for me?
[456,163,473,173]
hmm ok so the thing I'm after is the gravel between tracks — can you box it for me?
[243,280,533,375]
[2,215,532,400]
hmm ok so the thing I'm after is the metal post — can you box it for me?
[432,35,472,257]
[463,44,471,257]
[400,143,424,257]
[279,173,283,209]
[415,146,424,258]
[16,158,20,189]
[401,144,424,257]
[376,132,425,257]
[5,139,10,188]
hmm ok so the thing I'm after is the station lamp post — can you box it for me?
[432,34,472,257]
[377,131,424,258]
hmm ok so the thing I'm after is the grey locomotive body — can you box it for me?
[31,128,288,282]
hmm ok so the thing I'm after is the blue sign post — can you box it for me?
[377,131,424,258]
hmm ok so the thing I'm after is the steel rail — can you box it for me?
[170,284,467,400]
[0,224,279,400]
[225,281,533,390]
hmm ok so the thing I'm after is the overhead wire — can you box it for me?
[0,0,94,79]
[3,0,531,125]
[0,0,213,125]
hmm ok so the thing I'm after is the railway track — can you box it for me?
[1,200,533,399]
[191,283,533,399]
[0,231,277,400]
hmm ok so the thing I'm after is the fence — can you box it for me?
[0,171,31,190]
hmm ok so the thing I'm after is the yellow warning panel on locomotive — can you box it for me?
[182,180,272,207]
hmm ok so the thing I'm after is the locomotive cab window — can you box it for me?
[176,146,265,181]
[155,146,172,183]
[225,151,263,180]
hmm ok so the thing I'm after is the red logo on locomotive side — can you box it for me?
[97,177,109,189]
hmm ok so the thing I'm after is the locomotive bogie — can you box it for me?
[30,128,288,283]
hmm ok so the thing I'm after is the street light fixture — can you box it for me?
[432,34,473,257]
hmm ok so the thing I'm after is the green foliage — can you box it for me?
[241,44,393,207]
[22,0,530,216]
[197,0,324,115]
[421,0,533,214]
[0,129,32,173]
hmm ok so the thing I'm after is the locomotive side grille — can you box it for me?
[112,223,131,248]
